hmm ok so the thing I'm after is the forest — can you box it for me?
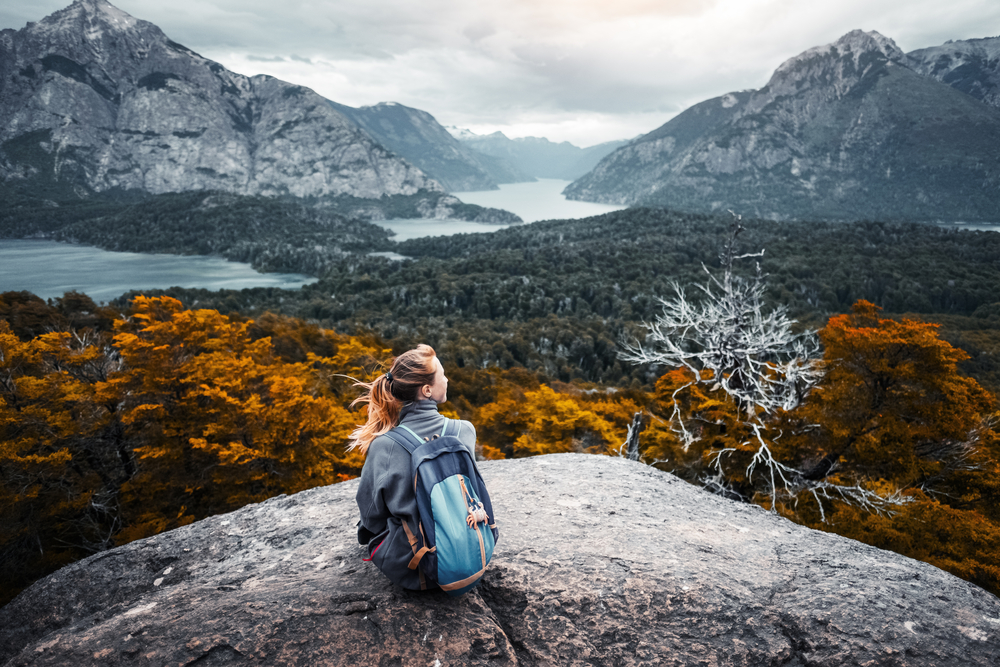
[121,208,1000,391]
[2,204,1000,607]
[0,185,514,276]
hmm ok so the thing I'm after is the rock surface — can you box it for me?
[908,35,1000,110]
[0,0,438,199]
[565,30,1000,222]
[2,454,999,666]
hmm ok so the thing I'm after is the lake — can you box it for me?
[7,179,989,303]
[373,179,626,241]
[0,240,315,302]
[0,179,620,301]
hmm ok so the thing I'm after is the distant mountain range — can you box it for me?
[450,129,629,181]
[566,31,1000,222]
[328,101,532,192]
[0,0,520,222]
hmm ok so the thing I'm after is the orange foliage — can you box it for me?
[1,296,385,604]
[5,294,1000,604]
[777,301,1000,595]
[785,300,996,486]
[476,384,625,458]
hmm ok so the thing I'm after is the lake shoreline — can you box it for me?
[0,239,317,303]
[2,178,997,303]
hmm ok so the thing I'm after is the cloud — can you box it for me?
[4,0,1000,145]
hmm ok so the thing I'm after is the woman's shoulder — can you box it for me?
[361,430,411,480]
[369,429,408,452]
[449,418,476,441]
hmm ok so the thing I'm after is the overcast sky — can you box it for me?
[3,0,999,146]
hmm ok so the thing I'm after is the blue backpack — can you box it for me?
[384,419,498,596]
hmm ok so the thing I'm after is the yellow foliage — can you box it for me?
[476,384,625,458]
[1,296,386,604]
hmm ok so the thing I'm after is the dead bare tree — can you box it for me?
[620,214,904,516]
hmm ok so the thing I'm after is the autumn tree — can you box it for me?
[0,320,127,601]
[777,300,1000,594]
[1,296,385,605]
[110,296,375,541]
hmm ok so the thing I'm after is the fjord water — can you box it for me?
[373,178,627,241]
[0,179,621,301]
[0,240,315,302]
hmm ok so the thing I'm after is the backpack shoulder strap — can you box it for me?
[386,418,456,453]
[384,425,422,454]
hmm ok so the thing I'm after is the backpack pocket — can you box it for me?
[362,527,388,562]
[368,518,426,590]
[430,474,496,596]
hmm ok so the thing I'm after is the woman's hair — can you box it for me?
[348,344,437,455]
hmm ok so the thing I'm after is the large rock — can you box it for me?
[2,454,999,666]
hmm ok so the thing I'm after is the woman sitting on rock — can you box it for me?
[350,344,481,591]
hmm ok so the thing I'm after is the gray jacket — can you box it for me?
[355,399,476,590]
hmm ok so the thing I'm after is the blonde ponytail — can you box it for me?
[349,344,437,455]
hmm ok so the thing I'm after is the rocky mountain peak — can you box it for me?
[43,0,139,31]
[564,28,1000,222]
[22,0,157,54]
[766,29,906,96]
[833,29,906,63]
[907,35,1000,109]
[0,0,440,200]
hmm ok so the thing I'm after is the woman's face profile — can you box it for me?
[424,356,448,404]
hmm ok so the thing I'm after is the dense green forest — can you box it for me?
[0,187,394,274]
[108,208,1000,391]
[0,185,523,275]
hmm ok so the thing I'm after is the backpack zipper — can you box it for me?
[459,476,487,569]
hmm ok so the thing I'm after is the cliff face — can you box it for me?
[329,101,533,192]
[2,454,999,667]
[907,36,1000,110]
[0,0,439,199]
[565,30,1000,222]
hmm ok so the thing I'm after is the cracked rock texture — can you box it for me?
[0,0,438,199]
[3,454,1000,666]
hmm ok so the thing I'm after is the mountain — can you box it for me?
[4,454,1000,665]
[453,130,629,180]
[907,36,1000,109]
[565,30,1000,222]
[0,0,438,201]
[328,101,533,192]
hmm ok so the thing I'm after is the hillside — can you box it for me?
[564,30,1000,222]
[908,35,1000,109]
[120,208,1000,391]
[329,101,532,191]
